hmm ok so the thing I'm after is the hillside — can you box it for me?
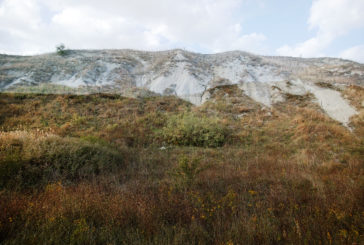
[1,49,363,126]
[0,90,363,244]
[0,50,364,244]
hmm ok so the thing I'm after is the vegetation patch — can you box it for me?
[315,81,340,90]
[0,92,363,244]
[0,131,124,189]
[160,112,229,147]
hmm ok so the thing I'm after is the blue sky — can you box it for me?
[240,0,313,49]
[0,0,363,62]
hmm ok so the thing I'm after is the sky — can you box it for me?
[0,0,363,62]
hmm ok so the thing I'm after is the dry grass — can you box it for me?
[0,92,363,244]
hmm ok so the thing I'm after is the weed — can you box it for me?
[161,112,229,147]
[0,92,363,244]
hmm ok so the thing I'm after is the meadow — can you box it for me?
[0,87,363,244]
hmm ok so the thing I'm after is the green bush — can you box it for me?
[37,136,124,180]
[172,156,203,187]
[0,132,124,189]
[0,155,24,189]
[56,44,66,56]
[160,113,229,147]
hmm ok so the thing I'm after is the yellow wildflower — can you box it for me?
[248,190,257,195]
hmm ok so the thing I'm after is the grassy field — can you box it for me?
[0,88,363,244]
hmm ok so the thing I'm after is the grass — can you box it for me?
[0,131,125,189]
[160,112,229,147]
[0,91,363,244]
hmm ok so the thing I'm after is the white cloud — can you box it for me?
[212,32,267,53]
[339,44,364,63]
[0,0,268,55]
[276,34,331,57]
[308,0,364,37]
[277,0,364,57]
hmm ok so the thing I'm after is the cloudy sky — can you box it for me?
[0,0,363,62]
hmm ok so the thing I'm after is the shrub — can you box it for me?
[160,113,229,147]
[56,44,66,56]
[36,135,124,180]
[0,131,124,189]
[172,156,203,187]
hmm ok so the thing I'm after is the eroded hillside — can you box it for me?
[1,49,363,126]
[1,50,364,243]
[0,92,363,244]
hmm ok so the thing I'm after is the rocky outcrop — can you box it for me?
[1,49,363,125]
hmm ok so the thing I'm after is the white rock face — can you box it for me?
[240,82,272,106]
[303,83,358,126]
[0,49,362,125]
[54,75,85,88]
[148,61,206,101]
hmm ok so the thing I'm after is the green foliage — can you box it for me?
[0,155,23,189]
[161,112,229,147]
[172,156,203,187]
[56,44,66,56]
[0,133,124,189]
[37,136,124,180]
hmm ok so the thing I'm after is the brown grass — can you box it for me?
[0,92,363,244]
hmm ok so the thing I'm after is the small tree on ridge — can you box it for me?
[56,44,66,56]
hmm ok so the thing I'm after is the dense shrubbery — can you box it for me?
[161,113,229,147]
[0,132,124,189]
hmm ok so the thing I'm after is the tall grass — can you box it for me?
[0,131,124,189]
[0,92,363,244]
